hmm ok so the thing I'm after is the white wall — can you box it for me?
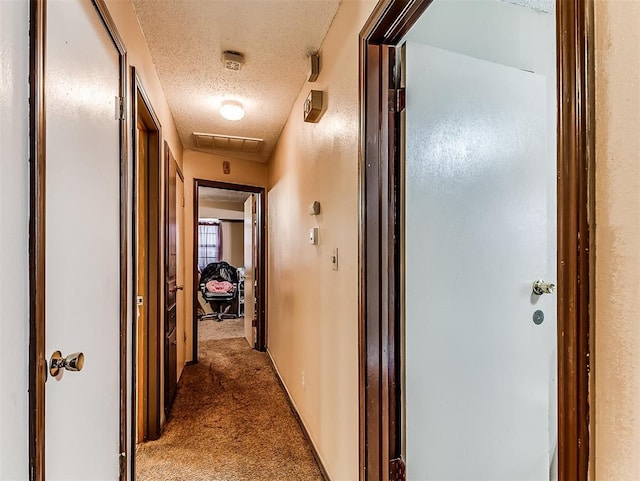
[199,200,245,220]
[0,0,30,479]
[406,0,555,74]
[199,200,245,268]
[405,0,556,140]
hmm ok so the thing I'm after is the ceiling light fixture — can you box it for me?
[219,100,245,121]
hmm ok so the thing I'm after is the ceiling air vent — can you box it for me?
[223,51,244,71]
[193,132,264,154]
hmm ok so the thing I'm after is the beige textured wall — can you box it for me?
[184,149,267,361]
[104,0,185,427]
[594,0,640,479]
[222,222,245,269]
[266,1,376,480]
[105,0,183,168]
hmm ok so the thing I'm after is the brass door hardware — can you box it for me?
[49,350,85,377]
[532,279,556,295]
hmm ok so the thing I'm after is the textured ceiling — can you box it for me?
[132,0,341,162]
[199,187,252,204]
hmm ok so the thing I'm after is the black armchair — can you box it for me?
[199,261,239,321]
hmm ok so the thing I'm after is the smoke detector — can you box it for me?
[223,51,244,71]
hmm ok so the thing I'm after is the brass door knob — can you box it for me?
[49,350,85,377]
[532,280,556,296]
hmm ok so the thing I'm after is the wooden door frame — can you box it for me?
[175,167,186,377]
[131,67,163,454]
[163,143,179,418]
[358,1,594,480]
[28,1,128,479]
[192,179,267,358]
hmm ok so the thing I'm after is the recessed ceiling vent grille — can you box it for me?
[193,132,264,154]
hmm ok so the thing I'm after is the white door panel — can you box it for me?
[405,43,556,480]
[244,196,255,347]
[45,1,121,479]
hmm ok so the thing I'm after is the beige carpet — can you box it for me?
[199,316,244,341]
[135,338,324,481]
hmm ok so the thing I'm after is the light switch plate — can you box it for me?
[331,248,339,271]
[309,226,319,245]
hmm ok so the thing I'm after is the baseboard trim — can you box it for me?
[266,350,332,481]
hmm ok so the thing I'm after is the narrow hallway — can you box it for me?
[136,332,324,481]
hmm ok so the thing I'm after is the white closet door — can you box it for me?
[45,1,122,478]
[404,43,557,481]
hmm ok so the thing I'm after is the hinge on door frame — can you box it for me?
[389,88,406,113]
[390,457,406,481]
[116,96,125,120]
[119,452,126,478]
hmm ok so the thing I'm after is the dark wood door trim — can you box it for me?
[29,1,128,479]
[556,1,595,478]
[358,1,594,480]
[164,143,179,417]
[192,179,267,361]
[131,67,163,460]
[29,1,47,477]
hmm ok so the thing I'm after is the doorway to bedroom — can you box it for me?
[192,179,266,358]
[197,185,253,350]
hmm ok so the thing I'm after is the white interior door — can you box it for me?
[243,195,256,347]
[404,43,557,480]
[45,1,122,478]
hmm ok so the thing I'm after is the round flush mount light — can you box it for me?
[219,100,245,121]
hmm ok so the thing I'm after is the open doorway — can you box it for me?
[192,180,266,358]
[196,186,253,349]
[400,3,558,478]
[359,1,592,480]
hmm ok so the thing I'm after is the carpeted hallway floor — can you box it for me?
[135,335,324,481]
[198,316,244,341]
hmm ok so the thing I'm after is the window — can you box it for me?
[198,220,222,270]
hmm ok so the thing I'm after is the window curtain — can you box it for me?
[198,221,223,270]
